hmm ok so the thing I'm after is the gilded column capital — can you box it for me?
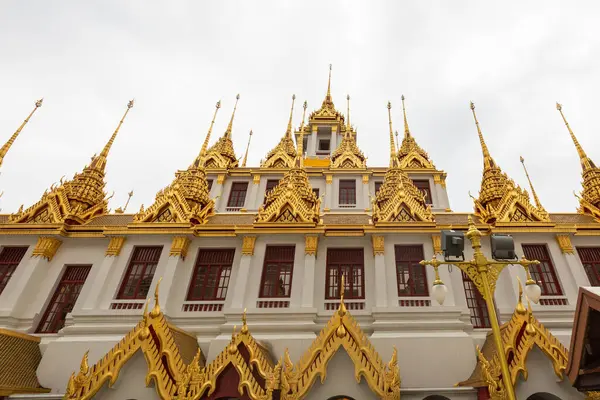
[170,236,191,259]
[253,174,260,184]
[433,173,447,188]
[431,234,442,255]
[242,236,257,256]
[217,174,226,185]
[32,236,62,261]
[555,234,574,254]
[106,236,126,257]
[362,174,369,184]
[305,235,319,256]
[325,174,333,184]
[371,235,385,256]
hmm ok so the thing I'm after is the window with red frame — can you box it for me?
[259,246,295,298]
[0,246,28,295]
[462,271,491,328]
[412,180,433,205]
[374,181,383,196]
[522,244,562,296]
[117,246,163,300]
[187,249,235,301]
[326,248,365,299]
[339,180,356,205]
[264,179,279,203]
[394,245,428,296]
[577,247,600,286]
[227,182,248,209]
[36,265,91,333]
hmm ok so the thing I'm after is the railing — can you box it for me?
[225,206,242,212]
[398,298,431,307]
[325,300,365,311]
[110,299,145,310]
[256,300,290,309]
[338,204,356,208]
[182,302,224,312]
[539,296,568,306]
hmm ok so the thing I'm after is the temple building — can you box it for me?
[0,69,600,400]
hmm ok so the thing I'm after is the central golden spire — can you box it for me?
[0,98,43,168]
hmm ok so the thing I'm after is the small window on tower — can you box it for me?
[318,139,331,152]
[227,182,248,210]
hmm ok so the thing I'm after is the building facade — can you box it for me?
[0,72,600,400]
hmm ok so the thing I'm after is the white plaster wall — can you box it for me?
[94,351,161,400]
[0,235,41,309]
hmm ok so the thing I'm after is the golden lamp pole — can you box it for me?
[420,216,542,400]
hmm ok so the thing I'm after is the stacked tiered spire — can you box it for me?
[261,95,298,168]
[330,95,367,169]
[556,103,600,219]
[308,65,345,123]
[133,101,218,224]
[0,99,43,169]
[396,96,435,169]
[470,102,549,224]
[203,95,240,170]
[10,100,134,225]
[255,99,321,226]
[371,102,434,224]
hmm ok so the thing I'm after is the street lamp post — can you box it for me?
[420,216,542,400]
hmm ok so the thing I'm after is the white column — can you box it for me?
[152,236,190,315]
[362,175,370,210]
[372,236,388,308]
[1,237,62,318]
[231,236,256,309]
[302,236,318,308]
[213,174,227,211]
[330,126,338,153]
[324,174,332,211]
[80,237,126,311]
[309,125,318,157]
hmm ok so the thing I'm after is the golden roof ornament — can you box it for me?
[0,98,43,169]
[114,190,133,214]
[330,94,367,169]
[204,94,240,169]
[241,130,253,167]
[309,64,345,124]
[255,99,321,226]
[134,102,217,225]
[470,102,550,224]
[9,99,134,225]
[261,95,298,168]
[397,95,435,169]
[520,156,549,218]
[371,101,434,224]
[556,103,600,219]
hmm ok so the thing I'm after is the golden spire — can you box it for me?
[224,94,240,139]
[195,100,221,166]
[319,64,335,111]
[401,95,411,138]
[346,94,351,136]
[261,95,298,169]
[115,190,134,214]
[387,101,398,168]
[470,101,495,170]
[327,64,332,100]
[242,130,252,167]
[556,103,594,170]
[286,95,296,139]
[0,98,43,168]
[90,99,134,172]
[330,95,366,169]
[395,131,399,152]
[296,101,308,168]
[520,156,545,211]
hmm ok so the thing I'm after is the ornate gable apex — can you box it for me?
[308,65,346,125]
[0,98,43,169]
[458,280,569,398]
[371,101,435,225]
[280,276,400,400]
[204,94,240,170]
[255,100,322,227]
[261,95,298,169]
[9,100,134,225]
[470,102,550,225]
[557,103,600,220]
[330,95,367,169]
[397,95,435,170]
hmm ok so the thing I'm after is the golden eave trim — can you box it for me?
[0,328,41,342]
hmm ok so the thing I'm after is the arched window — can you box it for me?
[526,393,563,400]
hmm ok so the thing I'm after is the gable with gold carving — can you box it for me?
[330,95,366,169]
[397,95,435,170]
[262,95,298,169]
[204,94,241,170]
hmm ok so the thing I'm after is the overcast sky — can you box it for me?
[0,1,598,214]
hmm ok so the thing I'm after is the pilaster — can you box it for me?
[330,125,338,150]
[302,235,318,307]
[556,234,591,289]
[250,174,262,210]
[372,235,387,307]
[153,236,190,314]
[362,174,370,210]
[309,125,318,156]
[214,174,227,211]
[231,236,256,309]
[324,174,333,211]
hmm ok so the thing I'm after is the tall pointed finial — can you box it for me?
[224,94,240,139]
[296,100,308,168]
[285,95,296,138]
[0,98,43,168]
[150,277,162,318]
[90,99,134,171]
[242,130,253,167]
[198,100,222,162]
[327,64,333,99]
[115,190,134,214]
[401,95,411,138]
[387,101,398,168]
[346,94,351,137]
[556,102,591,169]
[241,307,248,334]
[520,156,545,210]
[395,130,400,152]
[340,273,345,303]
[470,101,494,169]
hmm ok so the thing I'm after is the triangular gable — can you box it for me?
[280,277,400,400]
[474,184,551,224]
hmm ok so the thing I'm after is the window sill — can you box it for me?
[338,204,356,208]
[257,299,290,308]
[110,300,145,310]
[325,300,365,311]
[182,301,224,312]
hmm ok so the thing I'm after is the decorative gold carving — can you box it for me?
[105,236,126,257]
[262,95,298,169]
[304,235,318,255]
[397,96,435,170]
[32,236,62,261]
[114,190,133,214]
[458,280,569,391]
[555,234,574,254]
[0,98,43,169]
[431,234,442,255]
[253,174,261,184]
[371,102,434,225]
[242,129,253,167]
[330,95,367,169]
[470,102,550,224]
[280,276,401,399]
[170,236,191,259]
[433,173,447,188]
[325,174,333,184]
[242,236,257,255]
[204,95,240,170]
[362,174,369,184]
[586,392,600,400]
[9,101,134,226]
[217,174,226,184]
[308,64,347,126]
[372,235,385,256]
